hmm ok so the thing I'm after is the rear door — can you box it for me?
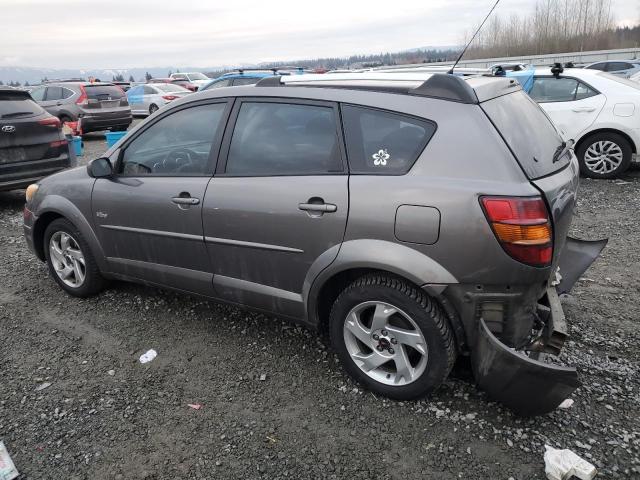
[529,76,605,141]
[203,98,348,318]
[91,100,231,294]
[41,86,64,117]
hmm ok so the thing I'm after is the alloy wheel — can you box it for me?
[49,231,86,288]
[343,301,428,386]
[583,140,624,175]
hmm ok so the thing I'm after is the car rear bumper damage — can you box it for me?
[471,236,607,416]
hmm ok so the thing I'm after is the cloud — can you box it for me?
[1,0,636,68]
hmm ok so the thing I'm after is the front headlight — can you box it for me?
[25,184,39,202]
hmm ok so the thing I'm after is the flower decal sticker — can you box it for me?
[372,149,390,166]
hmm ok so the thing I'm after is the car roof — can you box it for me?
[587,59,640,65]
[533,67,604,77]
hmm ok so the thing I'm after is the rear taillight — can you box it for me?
[49,139,68,148]
[38,117,61,128]
[162,95,178,101]
[76,85,88,106]
[481,196,553,267]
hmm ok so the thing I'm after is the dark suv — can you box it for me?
[29,82,132,133]
[23,73,605,415]
[0,87,70,191]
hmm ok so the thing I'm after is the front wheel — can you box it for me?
[577,132,632,179]
[329,274,456,400]
[44,218,105,297]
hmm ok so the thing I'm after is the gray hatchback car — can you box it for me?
[23,73,605,415]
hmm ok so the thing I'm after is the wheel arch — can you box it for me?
[304,239,464,347]
[32,196,108,273]
[576,128,637,154]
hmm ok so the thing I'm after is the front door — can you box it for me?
[203,99,349,318]
[530,76,605,141]
[92,100,230,295]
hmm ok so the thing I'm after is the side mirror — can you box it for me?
[87,157,113,178]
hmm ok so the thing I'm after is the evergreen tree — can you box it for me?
[128,75,135,82]
[145,71,152,81]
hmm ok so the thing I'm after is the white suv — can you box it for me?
[529,67,640,178]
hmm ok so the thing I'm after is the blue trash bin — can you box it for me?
[105,131,127,148]
[72,136,83,156]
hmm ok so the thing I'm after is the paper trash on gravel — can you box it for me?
[187,403,202,410]
[558,399,574,409]
[544,445,597,480]
[139,349,157,364]
[0,441,19,480]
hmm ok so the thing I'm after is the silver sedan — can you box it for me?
[126,83,191,116]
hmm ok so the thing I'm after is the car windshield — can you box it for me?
[155,84,188,92]
[188,73,208,80]
[598,72,640,91]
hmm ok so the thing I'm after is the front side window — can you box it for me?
[30,87,46,101]
[342,105,435,175]
[225,102,342,176]
[586,63,606,71]
[120,103,227,176]
[205,79,231,89]
[606,62,632,72]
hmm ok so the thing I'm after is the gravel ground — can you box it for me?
[1,124,639,479]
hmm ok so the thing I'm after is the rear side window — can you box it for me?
[482,91,568,180]
[206,79,231,89]
[30,87,46,101]
[225,102,342,176]
[0,94,44,118]
[232,77,260,86]
[342,105,435,174]
[606,62,632,72]
[84,85,124,100]
[45,86,63,101]
[530,77,598,102]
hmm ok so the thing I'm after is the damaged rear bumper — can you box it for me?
[470,236,607,416]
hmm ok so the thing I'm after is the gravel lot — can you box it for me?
[1,122,639,479]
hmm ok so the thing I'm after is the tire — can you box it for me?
[44,218,105,297]
[329,274,456,400]
[577,132,632,179]
[58,115,73,124]
[149,104,159,115]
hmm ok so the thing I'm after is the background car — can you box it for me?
[126,83,191,115]
[0,87,70,191]
[169,72,210,89]
[526,67,640,178]
[29,82,132,133]
[112,81,132,92]
[584,60,640,78]
[199,68,308,91]
[149,77,198,92]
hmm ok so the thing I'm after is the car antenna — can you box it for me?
[448,0,501,74]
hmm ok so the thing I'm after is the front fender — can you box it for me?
[34,195,108,273]
[304,239,458,327]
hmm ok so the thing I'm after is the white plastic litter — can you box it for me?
[544,445,597,480]
[139,349,157,364]
[0,441,19,480]
[558,399,574,409]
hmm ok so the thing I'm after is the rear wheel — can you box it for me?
[329,274,456,400]
[44,218,105,297]
[577,132,632,179]
[58,114,73,124]
[149,104,159,115]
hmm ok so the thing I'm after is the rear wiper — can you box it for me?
[1,111,33,118]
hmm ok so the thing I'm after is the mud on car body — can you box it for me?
[23,72,605,415]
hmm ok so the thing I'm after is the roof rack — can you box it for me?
[255,73,480,104]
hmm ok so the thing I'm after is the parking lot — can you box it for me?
[0,124,639,479]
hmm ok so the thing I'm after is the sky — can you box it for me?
[1,0,638,69]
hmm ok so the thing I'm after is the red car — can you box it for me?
[148,78,198,92]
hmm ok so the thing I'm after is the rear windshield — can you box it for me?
[0,93,44,118]
[481,91,568,179]
[84,85,124,100]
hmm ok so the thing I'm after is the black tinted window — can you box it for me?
[587,63,606,71]
[120,103,226,176]
[342,105,435,174]
[45,86,63,101]
[84,85,124,100]
[606,62,632,71]
[226,102,342,175]
[232,77,260,86]
[0,94,44,118]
